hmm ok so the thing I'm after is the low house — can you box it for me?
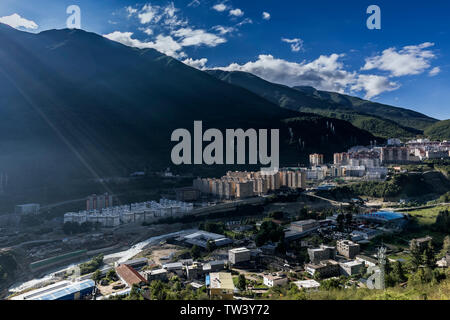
[339,260,364,276]
[305,260,340,278]
[356,255,378,267]
[294,279,320,292]
[436,253,450,268]
[351,229,381,241]
[116,257,148,269]
[290,219,319,233]
[162,262,184,276]
[207,272,235,300]
[410,236,433,251]
[186,263,204,280]
[146,268,168,282]
[336,240,360,259]
[115,264,147,287]
[203,260,226,273]
[228,247,251,265]
[308,245,336,264]
[263,274,288,287]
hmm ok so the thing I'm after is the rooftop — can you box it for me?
[264,274,286,281]
[162,262,183,269]
[229,247,250,254]
[291,219,318,226]
[294,280,320,289]
[150,269,167,275]
[11,280,95,300]
[358,211,405,221]
[209,272,235,290]
[340,260,364,267]
[115,264,147,287]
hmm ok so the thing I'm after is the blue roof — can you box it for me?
[36,280,95,300]
[359,211,404,221]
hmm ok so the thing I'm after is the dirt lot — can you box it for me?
[142,244,185,265]
[97,280,127,296]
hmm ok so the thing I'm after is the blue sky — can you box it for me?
[0,0,449,120]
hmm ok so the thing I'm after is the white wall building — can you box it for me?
[64,199,193,227]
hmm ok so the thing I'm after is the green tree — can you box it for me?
[206,240,217,253]
[345,213,353,230]
[128,284,144,300]
[391,261,407,284]
[321,278,342,290]
[422,241,436,269]
[106,269,117,281]
[336,214,345,232]
[410,239,422,271]
[92,269,102,282]
[190,245,201,260]
[434,210,450,233]
[237,274,247,291]
[269,211,284,220]
[441,235,450,256]
[150,280,167,300]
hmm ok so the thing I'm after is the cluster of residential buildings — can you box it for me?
[404,139,450,161]
[193,169,306,199]
[188,138,449,200]
[63,199,194,227]
[304,240,366,278]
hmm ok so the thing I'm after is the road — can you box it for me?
[302,191,350,207]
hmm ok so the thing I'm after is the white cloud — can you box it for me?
[188,0,201,8]
[0,13,38,30]
[428,66,440,77]
[212,25,235,35]
[362,42,437,77]
[126,6,137,17]
[229,8,244,17]
[262,12,271,20]
[236,18,252,27]
[138,4,160,24]
[142,28,153,35]
[351,75,399,99]
[212,4,227,12]
[281,38,303,52]
[134,3,187,30]
[103,31,185,59]
[212,54,399,99]
[108,3,229,59]
[171,27,226,47]
[104,27,225,58]
[183,57,208,69]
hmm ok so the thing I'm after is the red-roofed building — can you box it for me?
[115,264,147,287]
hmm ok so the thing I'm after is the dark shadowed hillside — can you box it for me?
[0,24,378,209]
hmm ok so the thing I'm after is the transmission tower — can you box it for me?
[377,246,387,290]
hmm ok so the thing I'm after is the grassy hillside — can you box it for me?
[301,108,422,139]
[424,120,450,140]
[317,171,450,201]
[294,86,438,131]
[206,70,430,139]
[263,278,450,300]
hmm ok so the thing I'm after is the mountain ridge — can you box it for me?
[206,69,437,138]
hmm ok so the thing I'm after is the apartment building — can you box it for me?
[337,240,360,259]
